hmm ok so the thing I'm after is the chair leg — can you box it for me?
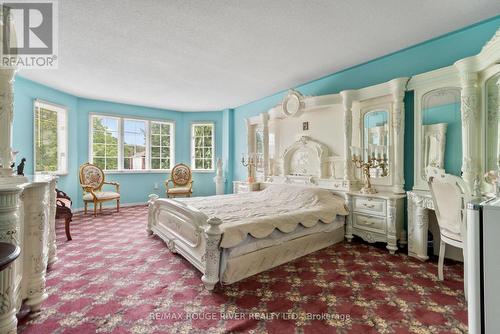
[100,203,103,212]
[116,199,120,212]
[93,201,97,217]
[65,216,72,241]
[438,240,445,281]
[84,202,88,214]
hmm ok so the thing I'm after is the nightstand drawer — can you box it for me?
[353,197,386,215]
[353,213,386,233]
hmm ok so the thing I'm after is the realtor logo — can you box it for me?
[0,0,58,68]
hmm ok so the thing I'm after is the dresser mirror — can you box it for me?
[255,126,265,174]
[362,110,389,162]
[420,87,461,181]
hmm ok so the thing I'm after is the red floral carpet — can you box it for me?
[18,206,467,334]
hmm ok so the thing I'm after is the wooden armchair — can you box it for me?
[56,189,73,240]
[79,162,120,216]
[166,163,193,198]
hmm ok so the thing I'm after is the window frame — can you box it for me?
[191,122,215,172]
[89,113,175,173]
[33,99,68,175]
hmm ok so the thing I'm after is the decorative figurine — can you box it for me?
[17,158,26,176]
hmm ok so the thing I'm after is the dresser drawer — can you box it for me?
[353,213,386,234]
[353,197,386,215]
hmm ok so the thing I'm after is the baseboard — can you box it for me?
[72,201,147,213]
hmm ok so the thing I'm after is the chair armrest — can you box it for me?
[55,188,71,200]
[104,181,120,193]
[165,179,174,191]
[81,185,98,201]
[189,180,194,191]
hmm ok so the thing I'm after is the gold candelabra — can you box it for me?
[351,146,388,194]
[241,153,262,184]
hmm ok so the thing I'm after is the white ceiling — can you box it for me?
[18,1,500,111]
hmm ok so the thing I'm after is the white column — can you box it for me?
[340,90,354,186]
[22,182,50,311]
[390,78,407,194]
[0,185,23,334]
[261,112,270,180]
[0,69,16,177]
[201,218,222,290]
[458,70,480,196]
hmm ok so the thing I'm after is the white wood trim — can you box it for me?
[190,121,215,171]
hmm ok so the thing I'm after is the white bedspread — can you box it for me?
[175,184,349,248]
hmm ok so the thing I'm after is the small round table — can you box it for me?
[0,242,21,271]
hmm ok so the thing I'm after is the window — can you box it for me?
[91,116,119,170]
[34,100,68,174]
[191,123,214,170]
[123,119,146,170]
[150,121,173,170]
[90,114,174,172]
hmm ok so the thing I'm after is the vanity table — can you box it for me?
[406,28,500,261]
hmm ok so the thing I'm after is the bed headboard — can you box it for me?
[263,135,348,193]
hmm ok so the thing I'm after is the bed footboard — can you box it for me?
[147,194,223,290]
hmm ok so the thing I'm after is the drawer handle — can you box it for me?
[363,203,375,208]
[359,218,374,226]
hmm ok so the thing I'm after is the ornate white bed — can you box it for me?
[147,135,349,290]
[147,183,348,290]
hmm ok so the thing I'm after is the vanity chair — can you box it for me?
[427,167,469,295]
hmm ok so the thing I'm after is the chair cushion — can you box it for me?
[167,187,192,194]
[83,191,120,201]
[58,198,72,208]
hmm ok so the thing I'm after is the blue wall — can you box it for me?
[13,76,223,209]
[231,16,500,188]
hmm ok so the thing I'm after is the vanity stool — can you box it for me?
[345,192,406,254]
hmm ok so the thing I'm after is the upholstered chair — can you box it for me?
[79,162,120,216]
[427,167,470,297]
[166,163,193,198]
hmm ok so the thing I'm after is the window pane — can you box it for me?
[204,159,212,170]
[204,136,212,147]
[195,159,204,169]
[161,135,170,147]
[151,134,160,146]
[106,144,118,157]
[93,144,105,156]
[204,126,212,136]
[35,108,58,172]
[161,124,170,134]
[161,158,170,170]
[151,158,161,169]
[94,158,105,170]
[161,147,170,157]
[204,148,212,158]
[151,122,161,134]
[106,157,118,170]
[151,146,160,158]
[123,119,146,170]
[194,126,203,136]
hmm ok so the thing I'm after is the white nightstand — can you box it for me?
[345,191,406,254]
[233,181,260,194]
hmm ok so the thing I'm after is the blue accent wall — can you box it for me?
[13,76,222,209]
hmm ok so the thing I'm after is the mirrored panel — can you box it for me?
[420,88,461,181]
[363,110,389,161]
[486,73,500,175]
